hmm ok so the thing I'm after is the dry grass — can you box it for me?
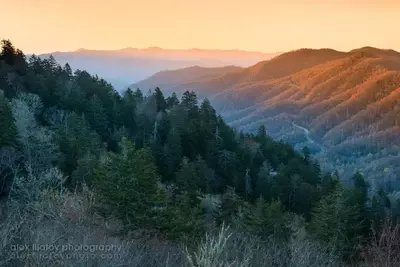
[0,169,186,267]
[185,223,342,267]
[363,219,400,267]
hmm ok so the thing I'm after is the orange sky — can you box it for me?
[1,0,400,54]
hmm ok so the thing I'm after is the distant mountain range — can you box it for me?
[38,48,281,91]
[132,47,400,188]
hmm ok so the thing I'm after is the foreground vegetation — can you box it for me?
[1,40,400,266]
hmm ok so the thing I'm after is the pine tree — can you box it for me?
[164,127,182,180]
[1,39,17,65]
[256,125,267,141]
[133,88,143,103]
[214,186,244,225]
[370,188,391,229]
[349,171,370,237]
[199,98,217,157]
[320,172,339,196]
[63,63,73,78]
[86,94,109,140]
[200,98,216,122]
[302,146,311,165]
[175,157,199,193]
[153,87,167,112]
[168,105,187,133]
[193,155,217,193]
[94,138,164,229]
[71,153,98,188]
[351,171,369,206]
[166,92,180,108]
[309,184,365,259]
[255,160,272,199]
[181,91,198,110]
[57,112,103,177]
[162,189,205,240]
[237,197,290,241]
[174,156,216,194]
[244,168,252,200]
[135,112,152,149]
[121,88,137,135]
[217,149,237,187]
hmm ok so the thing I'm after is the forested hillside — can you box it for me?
[1,40,400,266]
[215,48,400,188]
[133,47,400,188]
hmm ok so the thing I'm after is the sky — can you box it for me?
[1,0,400,54]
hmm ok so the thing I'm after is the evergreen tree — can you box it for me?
[349,171,370,237]
[320,172,339,196]
[133,88,143,103]
[94,138,164,229]
[214,186,244,225]
[199,98,216,122]
[162,189,205,240]
[86,94,109,140]
[181,91,198,110]
[351,171,369,206]
[63,63,73,78]
[166,92,180,108]
[244,168,252,200]
[175,157,199,193]
[1,39,17,65]
[57,112,103,177]
[71,153,98,188]
[135,112,152,148]
[309,184,366,259]
[193,155,217,193]
[237,197,291,241]
[217,149,237,187]
[302,146,311,165]
[164,127,182,180]
[199,98,217,156]
[256,125,267,141]
[153,87,167,112]
[370,188,391,229]
[255,160,272,199]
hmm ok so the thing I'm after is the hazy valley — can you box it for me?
[38,48,281,91]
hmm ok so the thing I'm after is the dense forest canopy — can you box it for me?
[134,48,400,188]
[1,39,400,266]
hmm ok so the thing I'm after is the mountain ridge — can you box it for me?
[67,47,281,56]
[38,48,281,91]
[131,46,400,184]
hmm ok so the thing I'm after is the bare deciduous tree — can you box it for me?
[364,219,400,267]
[10,93,59,175]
